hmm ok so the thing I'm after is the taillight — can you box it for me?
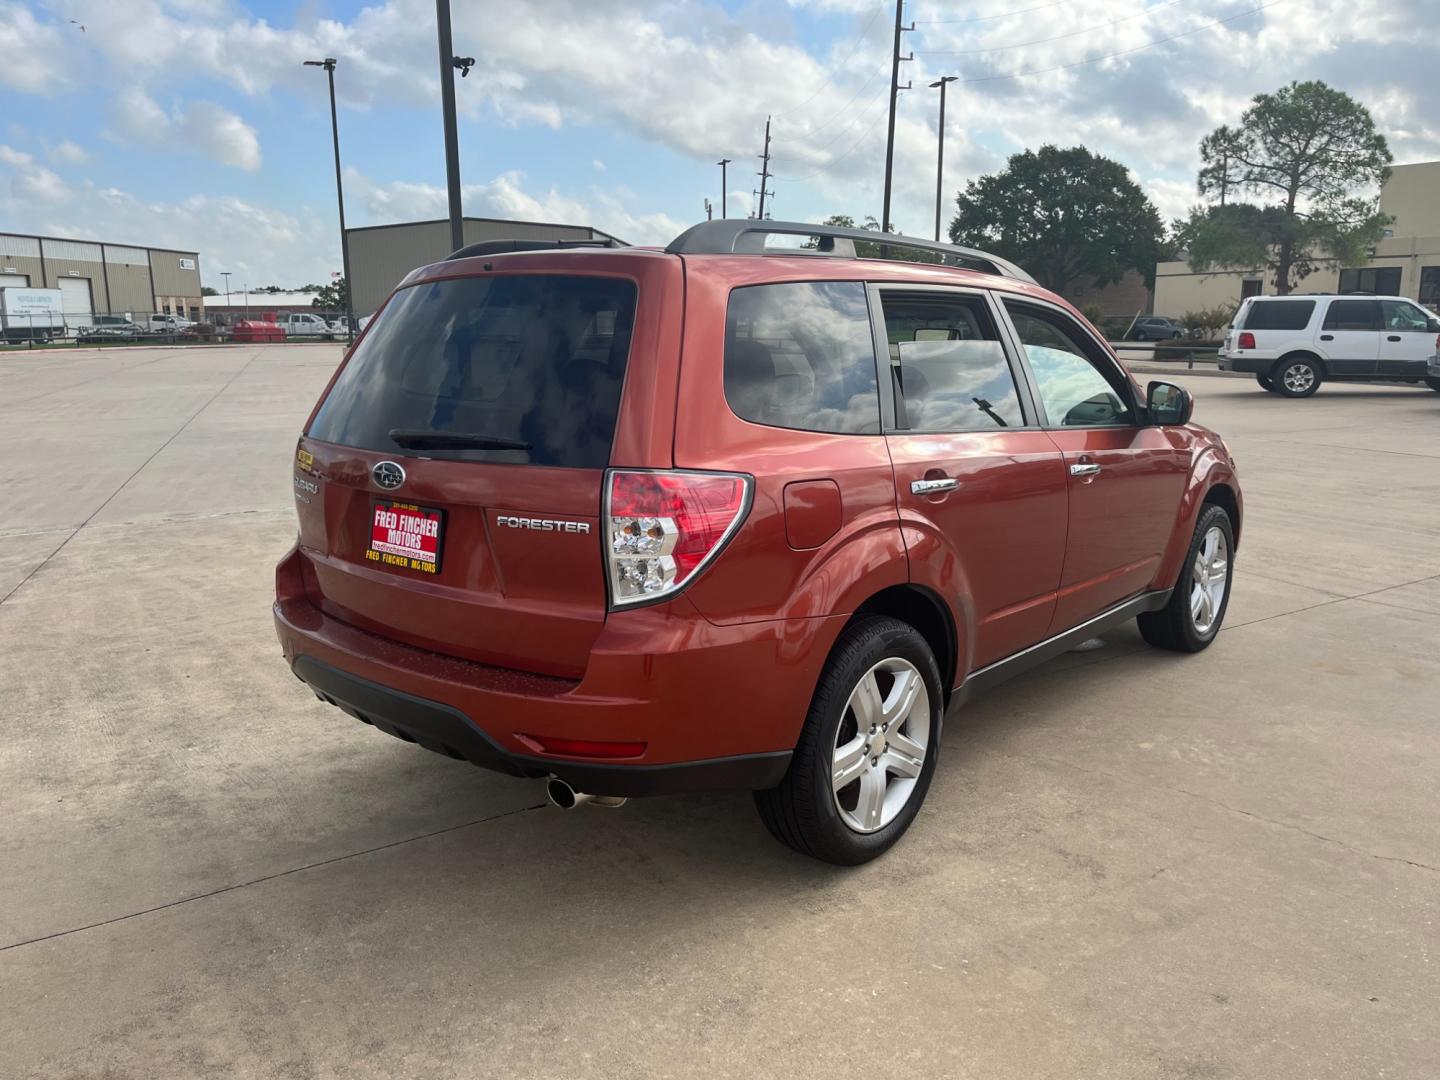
[1238,332,1256,349]
[605,469,751,606]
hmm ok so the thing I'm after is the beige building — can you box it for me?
[345,216,625,318]
[1154,160,1440,316]
[0,233,202,324]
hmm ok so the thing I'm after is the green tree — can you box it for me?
[947,145,1165,295]
[200,285,219,296]
[310,277,348,312]
[1180,80,1392,295]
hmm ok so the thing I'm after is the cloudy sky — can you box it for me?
[1,0,1435,293]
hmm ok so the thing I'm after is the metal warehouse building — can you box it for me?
[345,217,625,318]
[0,233,203,326]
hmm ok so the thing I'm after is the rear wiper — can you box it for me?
[388,429,531,451]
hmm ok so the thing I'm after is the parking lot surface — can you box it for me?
[2,346,1437,1079]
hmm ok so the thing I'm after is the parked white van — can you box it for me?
[278,312,337,338]
[1219,294,1440,397]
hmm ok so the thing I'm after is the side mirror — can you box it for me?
[1147,380,1193,426]
[1429,318,1440,334]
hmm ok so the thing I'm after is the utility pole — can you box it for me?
[929,76,958,242]
[1219,147,1230,207]
[303,58,355,342]
[756,118,773,221]
[434,0,471,254]
[220,272,232,305]
[881,0,914,234]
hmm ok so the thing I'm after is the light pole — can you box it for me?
[220,271,232,324]
[303,58,355,343]
[717,158,732,219]
[434,0,474,254]
[929,75,958,242]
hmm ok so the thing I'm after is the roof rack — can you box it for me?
[445,238,624,260]
[664,219,1036,284]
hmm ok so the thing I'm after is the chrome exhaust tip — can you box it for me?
[545,777,627,810]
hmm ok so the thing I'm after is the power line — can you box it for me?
[769,0,1285,188]
[775,2,891,119]
[917,0,1186,56]
[951,0,1286,84]
[785,80,893,159]
[914,0,1073,25]
[771,102,893,183]
[781,67,891,149]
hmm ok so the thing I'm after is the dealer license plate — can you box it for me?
[366,500,444,575]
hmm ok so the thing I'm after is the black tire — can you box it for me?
[1138,503,1234,653]
[754,616,943,865]
[1135,331,1148,342]
[1273,356,1322,397]
[1256,374,1277,392]
[1426,377,1440,392]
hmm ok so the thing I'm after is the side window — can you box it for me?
[1323,300,1380,331]
[879,291,1023,430]
[724,281,880,434]
[1243,300,1315,331]
[1380,300,1430,331]
[1005,302,1134,427]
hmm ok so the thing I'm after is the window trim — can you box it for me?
[867,282,1041,435]
[997,295,1141,431]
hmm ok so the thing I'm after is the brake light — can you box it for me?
[605,470,751,606]
[1238,332,1256,349]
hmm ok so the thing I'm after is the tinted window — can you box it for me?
[880,292,1022,430]
[307,274,637,468]
[724,281,879,434]
[1006,302,1133,427]
[1380,300,1431,331]
[1323,299,1381,331]
[1243,300,1315,331]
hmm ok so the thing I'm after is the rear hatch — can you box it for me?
[295,263,656,679]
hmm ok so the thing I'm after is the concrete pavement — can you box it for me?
[2,346,1437,1078]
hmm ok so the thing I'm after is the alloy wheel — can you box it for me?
[1190,525,1229,635]
[1282,363,1315,393]
[831,657,930,834]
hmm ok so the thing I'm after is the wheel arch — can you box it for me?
[1273,350,1326,376]
[850,584,958,702]
[1202,481,1241,550]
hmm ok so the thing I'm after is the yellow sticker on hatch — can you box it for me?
[296,447,314,472]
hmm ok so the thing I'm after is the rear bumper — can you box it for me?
[274,546,837,796]
[1216,354,1273,374]
[291,654,791,796]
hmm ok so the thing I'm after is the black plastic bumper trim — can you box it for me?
[291,655,792,797]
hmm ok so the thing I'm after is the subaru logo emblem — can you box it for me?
[372,461,405,490]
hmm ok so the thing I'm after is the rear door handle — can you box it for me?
[1387,335,1402,342]
[911,477,958,494]
[1069,463,1102,478]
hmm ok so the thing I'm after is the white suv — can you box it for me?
[1219,294,1440,397]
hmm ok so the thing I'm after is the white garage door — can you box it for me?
[0,272,30,289]
[58,277,94,330]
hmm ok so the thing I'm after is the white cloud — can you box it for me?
[109,89,260,172]
[47,139,90,165]
[0,1,72,94]
[0,145,68,203]
[180,103,262,172]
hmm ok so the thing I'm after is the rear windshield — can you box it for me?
[308,274,637,468]
[1242,300,1315,331]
